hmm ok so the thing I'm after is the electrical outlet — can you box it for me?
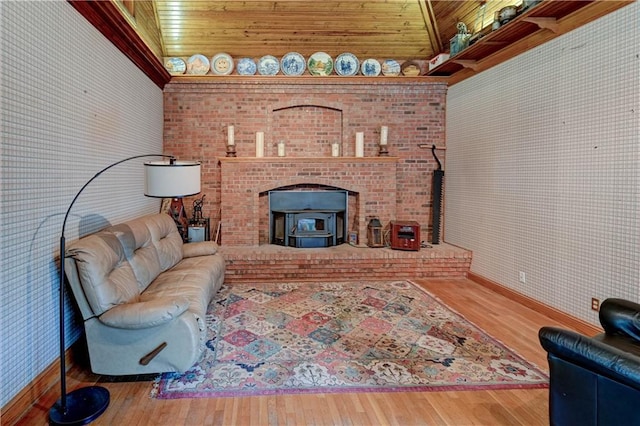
[591,298,600,311]
[519,271,526,284]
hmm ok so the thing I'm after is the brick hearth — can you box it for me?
[219,243,472,283]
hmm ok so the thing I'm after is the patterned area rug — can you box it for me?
[153,280,548,399]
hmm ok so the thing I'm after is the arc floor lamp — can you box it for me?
[49,154,201,425]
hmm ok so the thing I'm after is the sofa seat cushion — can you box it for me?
[142,254,225,319]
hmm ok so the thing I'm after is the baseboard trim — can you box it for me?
[468,271,601,336]
[1,348,74,425]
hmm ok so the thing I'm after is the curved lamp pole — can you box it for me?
[49,154,201,425]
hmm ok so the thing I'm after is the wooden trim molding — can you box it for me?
[468,271,602,336]
[67,0,170,89]
[218,156,400,164]
[168,75,449,86]
[446,0,633,85]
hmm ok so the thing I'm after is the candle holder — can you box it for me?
[226,144,237,157]
[378,144,389,157]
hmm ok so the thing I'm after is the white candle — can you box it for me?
[256,132,264,157]
[355,132,364,157]
[380,126,388,146]
[331,143,340,157]
[227,125,234,146]
[277,141,285,157]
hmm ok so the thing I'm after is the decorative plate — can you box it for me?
[307,52,333,76]
[186,54,210,75]
[281,52,306,76]
[401,60,423,76]
[164,57,186,75]
[381,59,401,76]
[335,53,359,76]
[236,57,257,75]
[258,55,280,76]
[211,53,234,75]
[361,58,381,76]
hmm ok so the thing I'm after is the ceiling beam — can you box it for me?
[419,0,443,55]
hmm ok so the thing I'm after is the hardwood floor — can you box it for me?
[15,278,585,425]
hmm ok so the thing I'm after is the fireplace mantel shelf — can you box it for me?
[219,156,399,163]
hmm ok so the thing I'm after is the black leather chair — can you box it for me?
[539,298,640,426]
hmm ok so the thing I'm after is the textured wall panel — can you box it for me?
[1,1,163,406]
[444,3,639,325]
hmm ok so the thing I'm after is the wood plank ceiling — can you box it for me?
[118,0,520,63]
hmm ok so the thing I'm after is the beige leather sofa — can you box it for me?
[64,213,225,375]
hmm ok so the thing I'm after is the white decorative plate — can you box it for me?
[335,53,359,76]
[361,58,381,76]
[281,52,306,76]
[211,53,234,75]
[186,54,210,75]
[236,58,257,75]
[307,52,333,76]
[164,57,186,75]
[381,59,401,76]
[258,55,280,76]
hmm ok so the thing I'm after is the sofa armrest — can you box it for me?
[539,326,640,391]
[182,241,218,258]
[99,296,190,329]
[600,298,640,341]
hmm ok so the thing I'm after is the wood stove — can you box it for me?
[269,190,347,248]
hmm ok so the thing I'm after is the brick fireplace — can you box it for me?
[163,78,472,280]
[219,157,398,246]
[164,78,448,241]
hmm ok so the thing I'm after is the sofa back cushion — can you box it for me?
[66,232,140,315]
[110,219,162,292]
[145,214,183,270]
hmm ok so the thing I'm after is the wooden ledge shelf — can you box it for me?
[426,0,632,85]
[451,60,479,71]
[168,75,449,86]
[522,16,560,34]
[219,156,399,163]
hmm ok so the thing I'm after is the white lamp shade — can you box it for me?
[144,160,201,197]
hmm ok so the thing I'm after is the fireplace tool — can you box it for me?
[431,144,444,245]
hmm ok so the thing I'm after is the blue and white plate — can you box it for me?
[307,52,333,76]
[211,52,234,75]
[335,53,359,76]
[258,55,280,76]
[281,52,306,76]
[381,59,401,76]
[361,58,381,76]
[237,57,257,75]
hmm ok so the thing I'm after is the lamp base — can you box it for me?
[49,386,110,426]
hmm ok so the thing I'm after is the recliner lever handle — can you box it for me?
[139,342,167,366]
